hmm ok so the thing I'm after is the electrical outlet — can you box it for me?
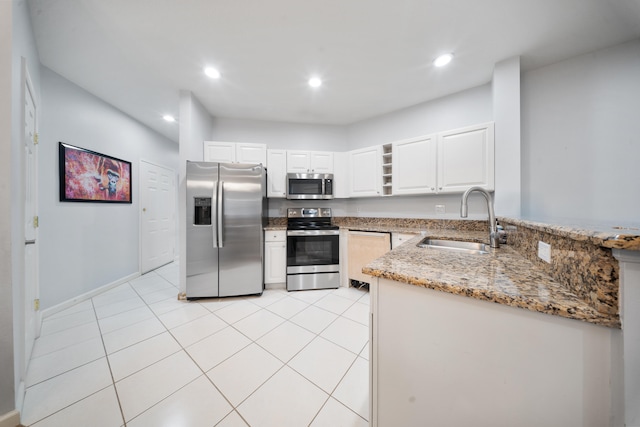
[538,241,551,263]
[435,204,445,214]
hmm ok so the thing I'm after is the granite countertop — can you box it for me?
[498,217,640,251]
[362,233,620,328]
[264,225,287,231]
[264,216,629,327]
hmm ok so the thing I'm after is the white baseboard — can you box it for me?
[0,410,20,427]
[40,272,140,320]
[14,381,24,424]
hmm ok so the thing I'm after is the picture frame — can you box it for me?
[59,142,132,203]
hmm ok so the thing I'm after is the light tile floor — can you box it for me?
[22,263,370,427]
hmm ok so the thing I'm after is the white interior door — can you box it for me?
[140,160,176,273]
[23,66,39,368]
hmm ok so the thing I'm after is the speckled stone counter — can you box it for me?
[264,217,287,231]
[334,216,488,233]
[363,235,620,328]
[360,216,636,329]
[265,215,631,327]
[499,217,640,251]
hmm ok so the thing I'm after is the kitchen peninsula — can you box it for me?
[362,217,640,427]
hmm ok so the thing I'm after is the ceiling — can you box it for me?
[27,0,640,143]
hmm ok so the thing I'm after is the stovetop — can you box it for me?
[287,207,338,231]
[287,220,339,231]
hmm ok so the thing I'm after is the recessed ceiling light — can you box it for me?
[163,115,176,122]
[308,77,322,88]
[204,67,221,79]
[434,53,454,67]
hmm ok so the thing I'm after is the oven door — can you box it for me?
[286,230,339,274]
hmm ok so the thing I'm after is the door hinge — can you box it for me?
[33,216,39,228]
[33,133,39,145]
[34,299,40,311]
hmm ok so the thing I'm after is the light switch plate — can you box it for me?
[538,241,551,263]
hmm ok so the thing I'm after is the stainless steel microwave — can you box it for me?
[286,173,334,200]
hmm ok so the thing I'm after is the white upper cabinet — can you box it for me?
[286,150,334,173]
[204,141,235,163]
[237,143,268,165]
[203,141,267,165]
[266,149,287,198]
[437,122,494,193]
[333,152,350,199]
[349,145,381,197]
[392,135,437,195]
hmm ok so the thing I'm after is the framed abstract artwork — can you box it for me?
[59,142,132,203]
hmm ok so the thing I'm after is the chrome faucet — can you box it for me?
[460,186,500,248]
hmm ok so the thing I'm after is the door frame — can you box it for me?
[139,159,177,274]
[17,57,40,410]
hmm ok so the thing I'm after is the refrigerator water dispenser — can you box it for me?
[194,197,212,225]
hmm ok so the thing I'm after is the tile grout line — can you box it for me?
[223,288,370,424]
[27,265,369,426]
[127,271,246,426]
[20,299,115,426]
[22,266,178,426]
[90,296,128,427]
[180,289,352,422]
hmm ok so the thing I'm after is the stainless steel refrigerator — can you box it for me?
[186,161,266,298]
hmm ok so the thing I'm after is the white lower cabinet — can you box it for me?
[264,230,286,285]
[370,277,617,426]
[391,232,419,249]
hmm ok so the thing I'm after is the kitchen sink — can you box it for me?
[416,238,489,255]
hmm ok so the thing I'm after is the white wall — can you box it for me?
[180,91,214,163]
[178,91,215,293]
[346,83,492,150]
[211,116,347,152]
[39,68,178,309]
[522,39,640,225]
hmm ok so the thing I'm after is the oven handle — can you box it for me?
[287,230,340,236]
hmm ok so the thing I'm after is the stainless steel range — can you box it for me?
[286,207,340,291]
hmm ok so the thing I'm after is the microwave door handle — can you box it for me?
[321,179,325,195]
[218,181,224,248]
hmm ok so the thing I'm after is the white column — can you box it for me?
[178,91,215,294]
[492,57,521,217]
[613,249,640,427]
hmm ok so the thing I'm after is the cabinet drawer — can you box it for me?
[265,230,286,242]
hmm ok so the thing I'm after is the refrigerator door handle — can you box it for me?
[212,180,219,248]
[218,181,224,248]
